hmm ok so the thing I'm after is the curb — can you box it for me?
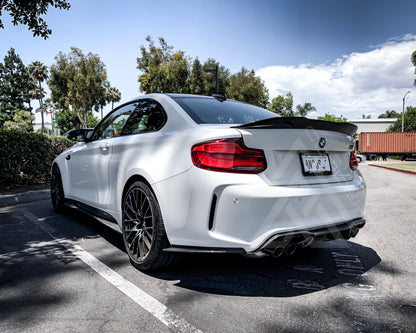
[0,189,50,208]
[368,164,416,175]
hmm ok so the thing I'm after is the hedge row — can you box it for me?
[0,130,75,186]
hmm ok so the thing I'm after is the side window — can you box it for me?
[91,103,136,141]
[122,99,167,136]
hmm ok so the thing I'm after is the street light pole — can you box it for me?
[402,91,411,132]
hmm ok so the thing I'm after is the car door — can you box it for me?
[68,103,136,208]
[105,99,168,213]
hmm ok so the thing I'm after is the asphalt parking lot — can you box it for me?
[0,165,415,333]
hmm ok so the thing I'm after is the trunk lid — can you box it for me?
[233,117,357,185]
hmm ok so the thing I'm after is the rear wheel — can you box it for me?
[122,181,176,271]
[369,154,378,161]
[51,165,65,212]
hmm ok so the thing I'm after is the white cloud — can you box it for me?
[257,35,416,119]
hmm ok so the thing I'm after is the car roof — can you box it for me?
[165,93,214,99]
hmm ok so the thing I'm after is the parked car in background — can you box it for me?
[51,93,366,270]
[356,154,367,163]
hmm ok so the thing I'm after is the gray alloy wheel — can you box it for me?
[51,165,65,212]
[122,181,176,271]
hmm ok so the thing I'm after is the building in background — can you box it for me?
[349,118,397,134]
[34,122,60,136]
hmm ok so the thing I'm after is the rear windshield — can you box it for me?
[170,96,276,125]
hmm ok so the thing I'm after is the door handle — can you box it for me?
[65,155,71,160]
[99,143,110,151]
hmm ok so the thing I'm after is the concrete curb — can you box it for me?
[368,164,416,175]
[0,189,50,208]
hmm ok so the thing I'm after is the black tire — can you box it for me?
[357,156,362,163]
[51,165,65,212]
[122,181,177,271]
[369,154,377,161]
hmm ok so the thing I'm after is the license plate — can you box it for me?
[300,153,332,176]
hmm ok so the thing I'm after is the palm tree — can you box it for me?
[106,87,121,110]
[296,102,316,117]
[28,61,48,132]
[378,110,399,119]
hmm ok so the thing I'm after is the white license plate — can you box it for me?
[300,153,332,176]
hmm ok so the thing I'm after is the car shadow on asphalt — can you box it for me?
[15,206,381,299]
[66,209,382,298]
[145,240,381,297]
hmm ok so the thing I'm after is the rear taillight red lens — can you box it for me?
[350,152,358,171]
[191,138,267,174]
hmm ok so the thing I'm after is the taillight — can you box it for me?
[350,152,358,171]
[191,138,267,174]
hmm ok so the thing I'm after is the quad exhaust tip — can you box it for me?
[272,246,286,258]
[263,221,365,259]
[269,236,314,258]
[284,243,298,256]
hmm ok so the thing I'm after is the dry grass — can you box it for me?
[378,163,416,172]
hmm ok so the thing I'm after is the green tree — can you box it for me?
[378,110,399,118]
[137,36,190,94]
[54,108,99,133]
[0,0,71,39]
[48,47,110,128]
[3,109,34,131]
[296,102,316,117]
[189,58,205,95]
[202,58,230,95]
[226,67,269,108]
[106,87,121,110]
[28,61,48,132]
[269,92,294,116]
[387,106,416,132]
[318,113,349,122]
[0,48,32,127]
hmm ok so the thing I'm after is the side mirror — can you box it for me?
[63,128,94,142]
[85,130,93,141]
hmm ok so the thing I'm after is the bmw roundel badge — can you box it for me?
[319,137,326,148]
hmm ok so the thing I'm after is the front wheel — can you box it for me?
[122,181,176,271]
[51,165,65,212]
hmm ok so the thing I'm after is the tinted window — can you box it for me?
[171,96,276,125]
[122,99,166,135]
[64,128,93,141]
[91,103,136,141]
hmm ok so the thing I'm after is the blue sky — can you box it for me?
[1,0,416,121]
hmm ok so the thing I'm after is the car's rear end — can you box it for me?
[158,95,366,257]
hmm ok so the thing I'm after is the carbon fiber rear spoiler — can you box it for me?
[232,117,357,137]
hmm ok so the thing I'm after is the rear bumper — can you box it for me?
[211,172,366,252]
[163,217,366,254]
[156,168,367,253]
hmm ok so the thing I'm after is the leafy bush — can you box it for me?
[0,129,74,185]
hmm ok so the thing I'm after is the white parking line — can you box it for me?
[24,212,203,333]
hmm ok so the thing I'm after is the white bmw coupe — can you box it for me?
[51,93,366,270]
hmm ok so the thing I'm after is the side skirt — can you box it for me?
[65,199,121,233]
[163,246,246,254]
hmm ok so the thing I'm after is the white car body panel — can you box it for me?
[69,139,112,208]
[238,128,355,185]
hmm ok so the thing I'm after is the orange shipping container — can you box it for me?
[358,132,416,154]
